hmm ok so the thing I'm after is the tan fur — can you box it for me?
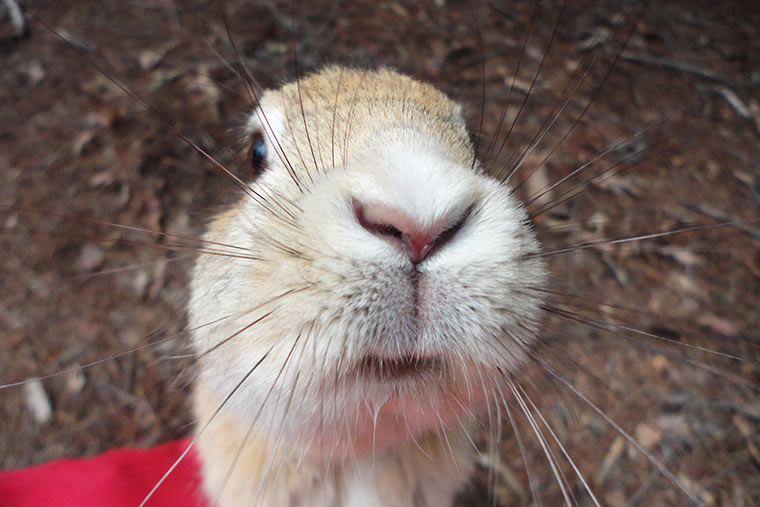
[189,66,546,506]
[194,381,337,506]
[194,379,474,507]
[259,66,475,178]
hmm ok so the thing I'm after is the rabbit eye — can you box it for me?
[246,131,267,176]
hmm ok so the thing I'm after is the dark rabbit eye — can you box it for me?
[246,131,267,176]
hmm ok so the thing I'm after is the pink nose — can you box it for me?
[355,202,452,263]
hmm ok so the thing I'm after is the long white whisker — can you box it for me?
[536,359,702,504]
[517,381,601,506]
[494,377,538,505]
[138,348,271,507]
[507,377,573,506]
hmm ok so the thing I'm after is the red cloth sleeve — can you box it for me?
[0,438,209,507]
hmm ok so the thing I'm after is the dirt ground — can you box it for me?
[1,0,759,505]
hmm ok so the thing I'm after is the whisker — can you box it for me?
[31,11,293,226]
[470,365,498,501]
[527,91,758,220]
[2,330,176,390]
[467,1,486,170]
[542,303,744,361]
[341,69,370,167]
[534,359,703,505]
[217,328,306,498]
[526,128,693,219]
[516,380,601,506]
[494,376,539,505]
[507,376,573,506]
[330,67,346,169]
[1,204,251,251]
[0,254,190,295]
[481,1,537,165]
[521,285,757,360]
[214,0,303,192]
[487,386,504,507]
[204,44,262,101]
[523,220,759,260]
[508,3,641,190]
[521,123,657,210]
[138,348,272,507]
[254,368,302,506]
[541,304,760,392]
[0,227,262,261]
[490,0,568,166]
[289,1,321,178]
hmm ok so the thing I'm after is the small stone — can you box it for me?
[634,423,662,450]
[23,379,53,425]
[139,50,163,71]
[76,243,105,273]
[656,414,691,439]
[595,435,625,485]
[23,62,46,86]
[131,269,151,296]
[652,355,670,375]
[604,489,626,507]
[65,370,86,395]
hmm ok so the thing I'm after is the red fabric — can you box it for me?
[0,438,209,507]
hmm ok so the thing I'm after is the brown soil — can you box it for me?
[1,0,759,506]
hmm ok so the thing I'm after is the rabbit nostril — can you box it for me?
[355,204,405,241]
[432,209,469,255]
[372,223,403,241]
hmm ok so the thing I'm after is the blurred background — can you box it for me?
[1,0,759,505]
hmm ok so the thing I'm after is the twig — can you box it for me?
[621,51,760,88]
[715,88,760,135]
[2,0,26,37]
[680,202,760,241]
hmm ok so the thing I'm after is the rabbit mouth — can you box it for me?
[355,354,441,382]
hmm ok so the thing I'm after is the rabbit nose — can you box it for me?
[354,201,465,264]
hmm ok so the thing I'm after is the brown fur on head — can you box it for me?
[263,66,475,171]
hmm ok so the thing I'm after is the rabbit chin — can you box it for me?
[297,382,484,459]
[210,364,485,460]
